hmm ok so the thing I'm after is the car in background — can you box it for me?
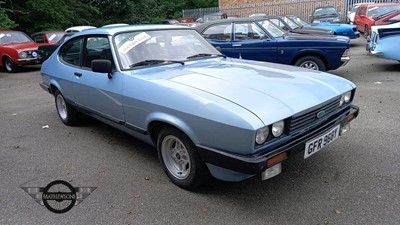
[195,17,351,71]
[289,15,360,39]
[259,15,334,35]
[195,12,230,23]
[373,9,400,26]
[31,31,65,44]
[367,22,400,62]
[37,33,74,63]
[157,19,180,24]
[39,25,359,189]
[354,3,400,38]
[309,6,341,23]
[347,2,375,24]
[0,30,44,72]
[65,26,96,33]
[177,17,196,26]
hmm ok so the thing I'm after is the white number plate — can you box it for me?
[304,125,340,159]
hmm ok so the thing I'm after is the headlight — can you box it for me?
[272,120,285,137]
[339,91,352,106]
[313,20,320,23]
[19,51,28,59]
[255,127,269,145]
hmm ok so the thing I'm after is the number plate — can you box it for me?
[304,125,340,159]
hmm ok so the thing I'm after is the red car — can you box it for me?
[373,10,400,26]
[31,31,65,44]
[354,3,400,38]
[0,30,45,73]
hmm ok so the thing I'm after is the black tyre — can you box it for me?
[54,90,80,125]
[4,57,18,73]
[294,56,326,71]
[157,127,210,189]
[364,26,369,39]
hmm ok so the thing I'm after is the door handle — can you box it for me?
[74,72,82,77]
[232,44,242,47]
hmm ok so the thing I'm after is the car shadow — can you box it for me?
[0,65,41,73]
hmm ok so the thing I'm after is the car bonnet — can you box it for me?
[163,59,355,125]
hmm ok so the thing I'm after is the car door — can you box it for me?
[231,22,278,63]
[63,35,125,123]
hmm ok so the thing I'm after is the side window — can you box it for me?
[202,24,232,40]
[234,23,266,41]
[270,19,286,30]
[60,38,82,66]
[82,36,112,68]
[33,34,45,43]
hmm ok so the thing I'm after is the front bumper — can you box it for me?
[197,105,359,175]
[340,56,350,66]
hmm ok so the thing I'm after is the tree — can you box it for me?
[0,1,17,29]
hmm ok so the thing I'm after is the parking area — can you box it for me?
[0,37,399,224]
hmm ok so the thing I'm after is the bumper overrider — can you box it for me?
[197,105,359,178]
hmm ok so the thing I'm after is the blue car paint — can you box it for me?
[40,25,359,183]
[197,20,350,71]
[367,25,400,61]
[303,22,360,39]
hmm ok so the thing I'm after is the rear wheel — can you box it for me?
[294,56,326,71]
[3,57,18,73]
[157,127,210,189]
[54,90,80,125]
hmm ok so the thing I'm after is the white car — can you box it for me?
[65,26,96,33]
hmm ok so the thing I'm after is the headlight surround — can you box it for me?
[19,51,28,59]
[271,120,285,137]
[255,127,269,145]
[339,91,352,106]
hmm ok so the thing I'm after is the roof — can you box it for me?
[194,17,269,32]
[75,24,193,36]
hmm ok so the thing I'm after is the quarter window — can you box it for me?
[60,38,82,66]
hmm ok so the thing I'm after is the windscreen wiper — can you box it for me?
[130,59,184,68]
[186,53,226,59]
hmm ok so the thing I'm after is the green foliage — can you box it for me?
[1,0,217,34]
[0,1,17,29]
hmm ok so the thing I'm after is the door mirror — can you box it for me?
[215,46,222,52]
[92,59,113,79]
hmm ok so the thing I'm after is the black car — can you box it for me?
[309,6,341,23]
[37,33,74,63]
[264,15,334,35]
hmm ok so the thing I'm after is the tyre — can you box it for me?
[54,90,80,126]
[294,56,326,71]
[3,57,18,73]
[364,25,369,39]
[157,127,210,189]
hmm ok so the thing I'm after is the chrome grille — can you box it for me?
[289,97,341,134]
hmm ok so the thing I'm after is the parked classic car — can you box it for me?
[0,30,44,72]
[40,25,359,189]
[260,15,334,35]
[31,31,65,44]
[347,2,375,24]
[195,17,351,71]
[354,3,400,38]
[37,33,74,62]
[65,26,96,33]
[367,22,400,61]
[289,15,360,39]
[372,9,400,26]
[309,6,341,23]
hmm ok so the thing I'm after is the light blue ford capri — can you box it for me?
[40,25,359,189]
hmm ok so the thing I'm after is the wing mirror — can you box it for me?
[92,59,113,79]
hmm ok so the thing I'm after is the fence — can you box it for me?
[183,0,399,22]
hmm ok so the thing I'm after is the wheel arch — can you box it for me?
[291,51,329,70]
[147,114,199,148]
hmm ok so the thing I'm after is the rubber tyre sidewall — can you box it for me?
[54,90,79,126]
[157,127,209,189]
[294,56,326,71]
[4,57,18,73]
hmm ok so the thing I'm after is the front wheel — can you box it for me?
[294,56,326,71]
[54,90,80,125]
[4,57,18,73]
[157,127,210,189]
